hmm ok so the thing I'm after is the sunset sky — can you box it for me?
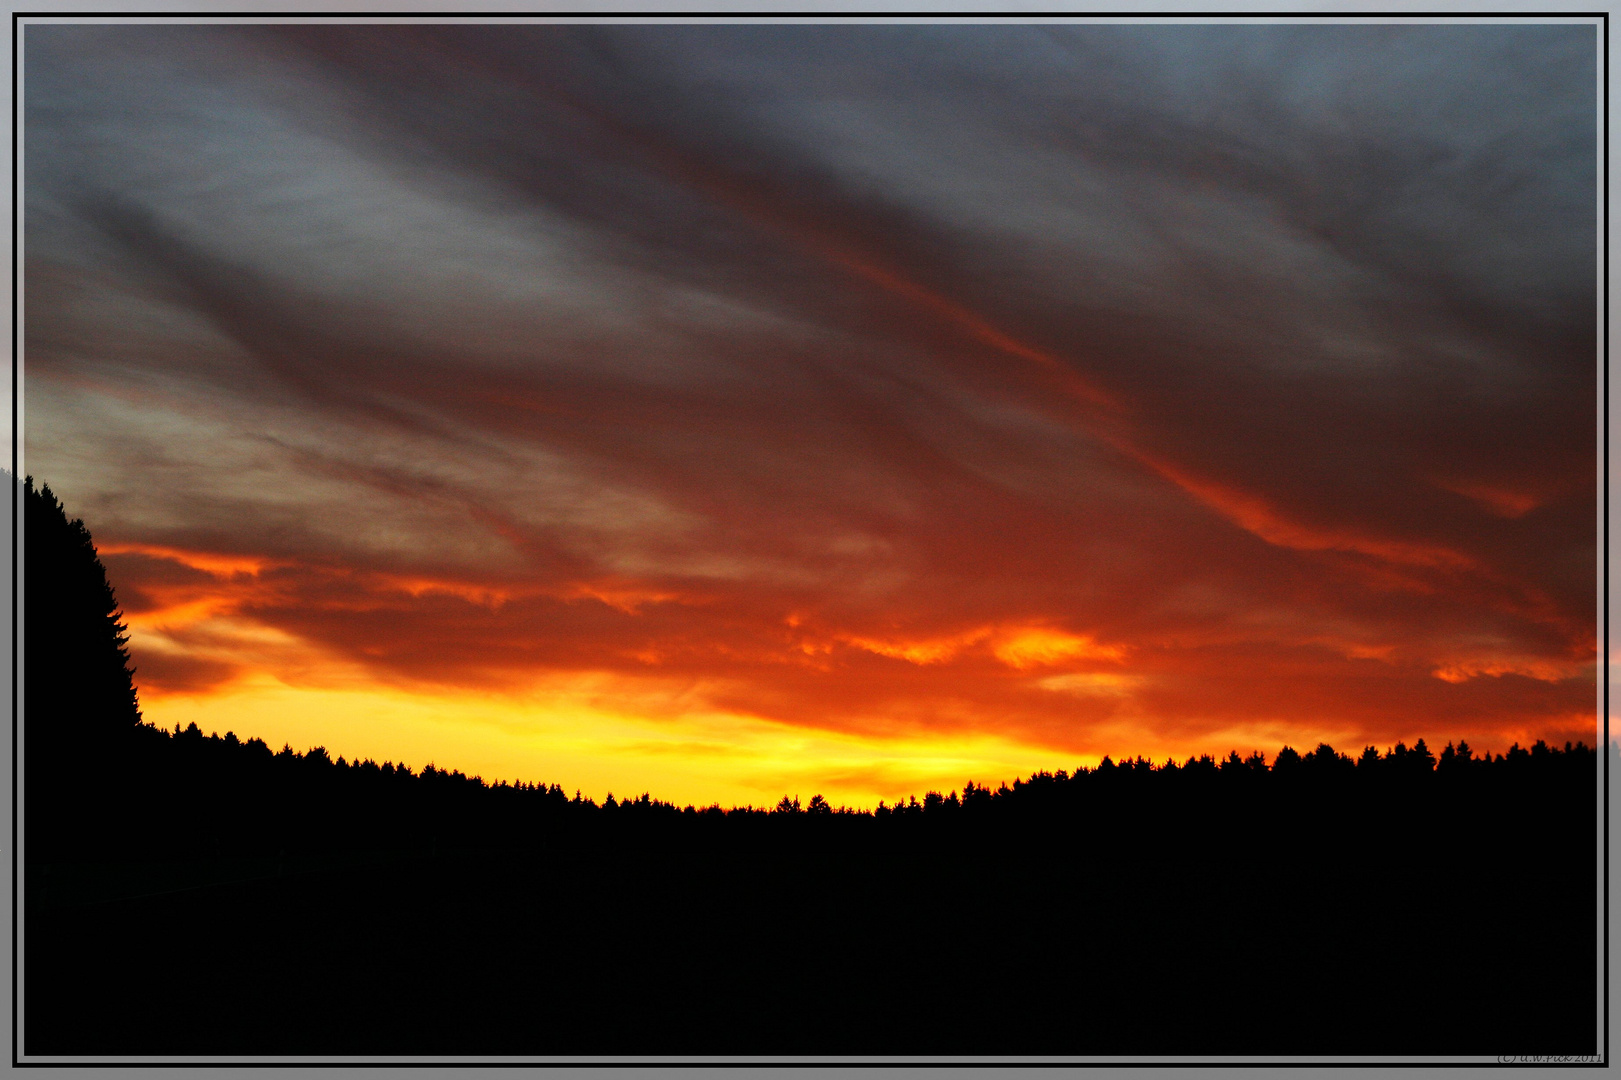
[22,22,1600,807]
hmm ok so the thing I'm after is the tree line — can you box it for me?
[20,472,1605,865]
[20,475,1602,1057]
[137,714,1606,818]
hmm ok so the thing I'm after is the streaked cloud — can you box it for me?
[24,22,1598,803]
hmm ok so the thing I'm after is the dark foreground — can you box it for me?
[27,793,1597,1057]
[20,475,1604,1057]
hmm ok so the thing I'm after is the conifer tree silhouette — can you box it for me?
[24,476,143,858]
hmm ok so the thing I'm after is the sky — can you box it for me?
[21,21,1600,807]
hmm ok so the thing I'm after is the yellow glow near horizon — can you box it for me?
[139,674,1087,809]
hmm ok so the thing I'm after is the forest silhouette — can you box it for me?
[20,476,1602,1057]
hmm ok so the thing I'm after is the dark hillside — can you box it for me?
[19,479,1603,1057]
[26,767,1599,1055]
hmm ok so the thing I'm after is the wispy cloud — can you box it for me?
[25,23,1598,799]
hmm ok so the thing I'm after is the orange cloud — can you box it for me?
[992,628,1126,669]
[1431,658,1581,684]
[1429,475,1548,519]
[368,573,514,609]
[1134,455,1478,570]
[556,580,693,614]
[828,624,1126,670]
[99,542,279,578]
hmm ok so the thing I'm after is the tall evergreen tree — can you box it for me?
[24,476,142,858]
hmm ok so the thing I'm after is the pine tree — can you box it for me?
[24,476,141,739]
[24,476,143,859]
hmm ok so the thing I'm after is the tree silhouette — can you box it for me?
[24,477,144,859]
[24,477,141,739]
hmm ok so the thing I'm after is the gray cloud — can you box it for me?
[21,22,1598,755]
